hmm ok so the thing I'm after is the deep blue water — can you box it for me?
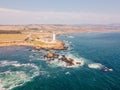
[0,32,120,90]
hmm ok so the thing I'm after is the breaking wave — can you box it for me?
[47,53,85,68]
[88,63,104,69]
[88,63,113,71]
[0,61,18,67]
[0,60,40,90]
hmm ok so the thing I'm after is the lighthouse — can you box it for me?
[52,32,56,42]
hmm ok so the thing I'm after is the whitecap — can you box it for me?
[88,63,113,72]
[88,63,104,69]
[0,60,39,70]
[65,72,70,75]
[0,60,18,67]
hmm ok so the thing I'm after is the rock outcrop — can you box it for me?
[34,40,66,50]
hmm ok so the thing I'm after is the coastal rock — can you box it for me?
[34,40,66,50]
[44,52,59,59]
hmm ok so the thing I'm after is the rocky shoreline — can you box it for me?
[0,40,67,50]
[34,41,67,50]
[43,51,83,67]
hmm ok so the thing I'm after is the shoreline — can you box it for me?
[57,30,120,35]
[0,40,66,50]
[0,31,120,49]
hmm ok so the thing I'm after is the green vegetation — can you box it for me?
[30,40,46,45]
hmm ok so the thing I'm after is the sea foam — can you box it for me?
[88,63,104,69]
[88,63,113,71]
[0,60,40,90]
[47,53,84,68]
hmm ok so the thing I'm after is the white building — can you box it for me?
[52,32,56,41]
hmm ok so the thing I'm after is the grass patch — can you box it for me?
[0,34,26,42]
[31,40,46,45]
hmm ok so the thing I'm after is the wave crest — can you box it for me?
[88,63,113,71]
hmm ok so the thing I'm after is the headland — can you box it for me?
[0,24,120,49]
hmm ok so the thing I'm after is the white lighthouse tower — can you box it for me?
[52,32,56,42]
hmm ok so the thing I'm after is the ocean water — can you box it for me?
[0,32,120,90]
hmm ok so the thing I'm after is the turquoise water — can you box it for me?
[0,32,120,90]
